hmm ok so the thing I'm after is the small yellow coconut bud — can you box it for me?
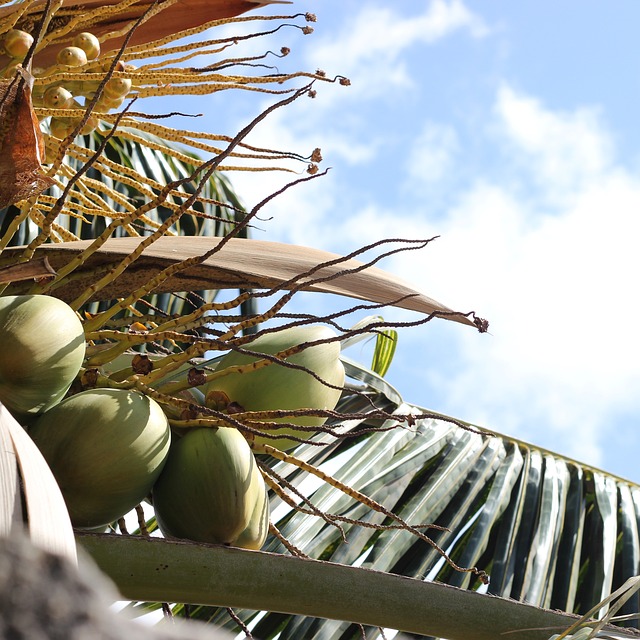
[43,86,74,109]
[79,115,98,135]
[94,95,124,111]
[56,46,88,67]
[72,32,100,60]
[49,116,76,139]
[3,29,34,59]
[101,59,126,73]
[103,77,132,99]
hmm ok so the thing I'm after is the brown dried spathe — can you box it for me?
[0,66,54,209]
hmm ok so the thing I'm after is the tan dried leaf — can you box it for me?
[0,68,54,209]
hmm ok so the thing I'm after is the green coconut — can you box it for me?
[205,325,345,451]
[28,388,171,528]
[153,427,268,548]
[233,482,270,550]
[0,295,85,418]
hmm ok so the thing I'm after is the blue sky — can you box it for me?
[159,1,640,482]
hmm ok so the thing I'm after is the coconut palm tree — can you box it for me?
[1,3,639,640]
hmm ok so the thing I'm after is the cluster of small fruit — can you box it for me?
[1,28,133,138]
[0,294,268,548]
[0,294,345,551]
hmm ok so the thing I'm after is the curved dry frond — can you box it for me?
[0,236,480,327]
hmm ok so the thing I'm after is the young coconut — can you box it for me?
[152,427,268,548]
[0,295,85,418]
[205,325,345,451]
[2,29,34,60]
[28,388,171,528]
[49,116,76,140]
[42,86,74,109]
[72,32,100,60]
[233,481,270,550]
[103,77,132,100]
[56,46,88,67]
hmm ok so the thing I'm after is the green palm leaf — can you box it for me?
[73,352,640,639]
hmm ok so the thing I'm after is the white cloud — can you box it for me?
[299,85,640,471]
[197,1,490,228]
[404,121,460,187]
[417,171,640,466]
[495,85,615,200]
[306,1,489,98]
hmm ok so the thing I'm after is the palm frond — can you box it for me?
[151,358,639,639]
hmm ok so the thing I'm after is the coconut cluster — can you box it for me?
[0,294,345,550]
[1,28,133,138]
[155,325,345,547]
